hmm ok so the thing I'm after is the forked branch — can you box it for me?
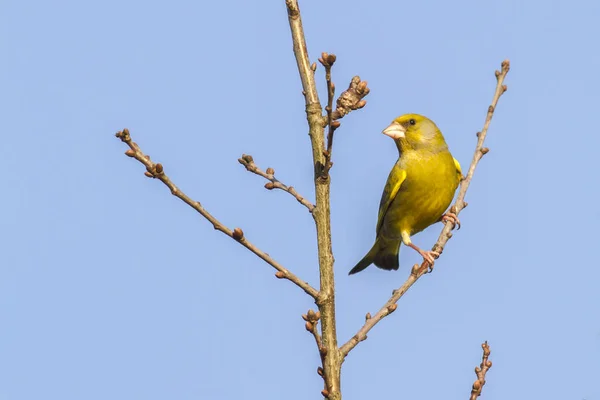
[115,129,319,300]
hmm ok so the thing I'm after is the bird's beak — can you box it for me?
[382,122,406,139]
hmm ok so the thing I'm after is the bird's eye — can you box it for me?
[409,119,416,125]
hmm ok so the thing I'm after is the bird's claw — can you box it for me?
[422,250,440,272]
[441,212,461,230]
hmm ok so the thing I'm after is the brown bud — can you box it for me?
[411,263,420,276]
[473,380,482,390]
[463,201,469,208]
[232,227,244,240]
[326,53,336,65]
[311,62,317,72]
[387,304,397,314]
[331,120,341,129]
[481,147,490,155]
[264,182,275,190]
[446,232,453,239]
[315,311,321,320]
[357,81,368,92]
[356,100,367,109]
[320,346,328,356]
[144,171,153,178]
[124,149,135,157]
[307,309,316,320]
[317,367,324,376]
[488,105,494,113]
[502,84,508,92]
[486,360,493,368]
[122,128,129,135]
[305,321,314,332]
[275,271,286,279]
[266,167,274,175]
[321,389,329,398]
[242,154,253,163]
[476,131,481,137]
[155,163,163,173]
[365,312,371,320]
[495,70,501,78]
[301,314,308,321]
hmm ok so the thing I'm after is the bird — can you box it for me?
[349,114,462,275]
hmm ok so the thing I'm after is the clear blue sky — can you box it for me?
[2,0,599,399]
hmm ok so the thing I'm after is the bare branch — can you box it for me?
[115,129,319,300]
[470,341,492,400]
[318,52,340,177]
[340,60,511,359]
[286,1,342,398]
[238,154,315,213]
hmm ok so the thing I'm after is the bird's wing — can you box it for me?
[453,157,463,181]
[376,164,407,235]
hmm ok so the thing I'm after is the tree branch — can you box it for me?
[286,0,341,398]
[340,60,510,359]
[115,129,319,300]
[238,154,315,213]
[319,52,340,177]
[469,341,492,400]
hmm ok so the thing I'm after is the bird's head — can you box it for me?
[382,114,447,153]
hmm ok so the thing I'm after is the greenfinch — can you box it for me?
[349,114,462,275]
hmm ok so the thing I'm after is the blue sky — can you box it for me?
[2,0,599,399]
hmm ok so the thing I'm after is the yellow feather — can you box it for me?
[349,114,461,274]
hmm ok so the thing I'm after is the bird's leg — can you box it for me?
[407,243,440,271]
[439,211,461,230]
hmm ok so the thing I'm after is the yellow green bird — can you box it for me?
[349,114,462,275]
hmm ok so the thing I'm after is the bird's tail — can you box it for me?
[348,237,401,275]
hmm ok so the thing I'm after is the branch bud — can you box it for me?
[232,227,244,240]
[321,389,329,398]
[387,304,397,314]
[275,271,286,279]
[155,163,163,174]
[124,149,135,157]
[317,367,324,377]
[264,182,275,190]
[311,62,317,72]
[144,171,153,178]
[266,167,275,175]
[305,321,314,332]
[365,312,371,320]
[301,314,309,321]
[326,53,336,66]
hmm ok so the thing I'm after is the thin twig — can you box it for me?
[340,60,510,359]
[115,129,319,300]
[238,154,315,213]
[319,52,339,177]
[470,341,492,400]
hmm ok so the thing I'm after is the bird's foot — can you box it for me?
[440,212,461,230]
[408,243,440,272]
